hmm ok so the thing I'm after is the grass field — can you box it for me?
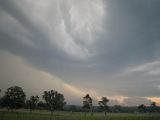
[0,110,160,120]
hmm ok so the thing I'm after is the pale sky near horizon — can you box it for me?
[0,0,160,106]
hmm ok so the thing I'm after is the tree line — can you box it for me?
[0,86,159,115]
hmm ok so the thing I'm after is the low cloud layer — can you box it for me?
[0,0,160,106]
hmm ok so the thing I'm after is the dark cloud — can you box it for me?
[93,0,160,70]
[0,0,83,76]
[0,0,160,105]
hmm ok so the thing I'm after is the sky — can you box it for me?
[0,0,160,106]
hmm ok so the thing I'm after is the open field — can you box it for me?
[0,110,160,120]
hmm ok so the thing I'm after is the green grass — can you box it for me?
[0,111,160,120]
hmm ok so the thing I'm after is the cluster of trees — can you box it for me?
[0,86,160,115]
[82,94,109,116]
[0,86,66,115]
[82,94,160,114]
[138,102,160,113]
[0,86,110,116]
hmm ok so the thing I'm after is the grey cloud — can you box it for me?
[1,0,160,105]
[0,0,84,76]
[94,0,160,68]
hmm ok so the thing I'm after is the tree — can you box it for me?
[98,97,109,116]
[150,102,157,112]
[1,86,26,110]
[43,90,66,115]
[151,102,156,107]
[83,94,93,115]
[138,104,146,113]
[26,96,39,113]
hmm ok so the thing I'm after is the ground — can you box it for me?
[0,110,160,120]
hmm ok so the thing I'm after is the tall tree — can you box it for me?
[43,90,66,115]
[150,102,157,112]
[98,97,109,116]
[138,104,146,113]
[151,102,156,107]
[83,94,93,115]
[26,96,39,113]
[1,86,26,110]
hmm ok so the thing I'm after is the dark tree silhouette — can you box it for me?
[43,90,66,115]
[26,96,39,113]
[150,102,157,112]
[138,104,146,113]
[151,102,156,107]
[98,97,109,116]
[1,86,26,110]
[83,94,93,115]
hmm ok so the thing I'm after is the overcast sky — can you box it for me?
[0,0,160,106]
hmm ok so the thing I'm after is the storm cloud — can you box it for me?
[0,0,160,106]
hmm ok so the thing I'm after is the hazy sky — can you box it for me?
[0,0,160,106]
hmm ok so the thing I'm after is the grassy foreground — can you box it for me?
[0,111,160,120]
